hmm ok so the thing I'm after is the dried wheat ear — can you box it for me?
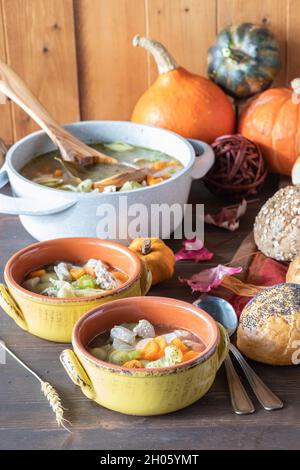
[0,340,71,432]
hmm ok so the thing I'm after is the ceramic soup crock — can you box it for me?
[0,121,214,243]
[0,238,151,342]
[60,296,229,416]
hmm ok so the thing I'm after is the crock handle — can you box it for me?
[139,261,152,295]
[60,349,95,400]
[188,139,215,180]
[0,284,28,331]
[216,322,230,369]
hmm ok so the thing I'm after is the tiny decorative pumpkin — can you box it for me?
[239,79,300,175]
[207,23,281,100]
[129,238,175,286]
[131,35,235,143]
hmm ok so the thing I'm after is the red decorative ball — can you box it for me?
[204,134,267,199]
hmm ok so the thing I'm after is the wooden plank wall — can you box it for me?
[0,0,298,144]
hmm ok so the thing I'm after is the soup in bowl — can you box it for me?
[21,141,183,193]
[0,238,151,342]
[60,296,229,415]
[0,121,214,241]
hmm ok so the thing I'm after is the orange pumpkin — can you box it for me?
[239,79,300,175]
[131,35,235,143]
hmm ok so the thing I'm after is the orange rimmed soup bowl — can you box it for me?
[60,296,229,415]
[0,238,151,342]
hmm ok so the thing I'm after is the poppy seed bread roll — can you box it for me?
[254,186,300,261]
[237,283,300,365]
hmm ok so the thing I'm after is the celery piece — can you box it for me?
[108,350,133,366]
[120,181,143,192]
[89,345,111,361]
[74,288,105,297]
[74,274,97,289]
[103,141,134,152]
[128,350,141,360]
[78,179,93,193]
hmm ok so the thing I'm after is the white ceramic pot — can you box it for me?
[0,121,214,242]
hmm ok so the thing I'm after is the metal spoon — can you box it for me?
[194,295,283,413]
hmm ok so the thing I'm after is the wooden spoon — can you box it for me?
[93,167,156,191]
[0,60,118,167]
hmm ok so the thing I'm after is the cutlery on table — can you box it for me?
[194,295,283,414]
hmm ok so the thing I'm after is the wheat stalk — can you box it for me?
[0,340,71,432]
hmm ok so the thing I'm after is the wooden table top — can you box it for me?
[1,177,299,450]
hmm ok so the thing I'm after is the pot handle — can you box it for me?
[0,165,77,216]
[0,162,9,189]
[139,261,152,295]
[216,322,230,369]
[60,349,95,400]
[0,284,28,331]
[188,139,215,180]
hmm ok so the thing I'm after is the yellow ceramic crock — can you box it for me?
[61,296,229,415]
[0,238,151,342]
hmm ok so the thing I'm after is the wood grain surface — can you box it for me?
[0,1,300,142]
[1,175,300,450]
[0,2,13,143]
[147,0,217,81]
[1,0,80,140]
[74,0,148,120]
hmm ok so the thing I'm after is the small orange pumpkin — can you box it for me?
[129,237,175,286]
[131,35,235,143]
[239,79,300,175]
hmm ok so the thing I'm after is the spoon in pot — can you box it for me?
[0,60,135,169]
[194,295,283,413]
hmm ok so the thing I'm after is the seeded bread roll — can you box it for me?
[286,253,300,284]
[237,284,300,365]
[254,186,300,261]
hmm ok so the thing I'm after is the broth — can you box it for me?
[22,258,128,298]
[88,320,206,369]
[21,141,183,193]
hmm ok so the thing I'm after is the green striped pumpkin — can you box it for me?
[207,23,281,100]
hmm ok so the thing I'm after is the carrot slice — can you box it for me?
[171,338,189,353]
[142,339,161,361]
[123,360,144,369]
[153,161,168,171]
[84,266,97,278]
[155,336,168,354]
[111,271,128,284]
[147,175,163,186]
[28,269,46,279]
[70,267,86,281]
[53,169,63,177]
[182,350,200,363]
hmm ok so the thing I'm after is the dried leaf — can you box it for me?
[224,253,288,317]
[204,199,247,231]
[179,265,242,293]
[247,253,288,286]
[175,238,214,262]
[221,276,266,296]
